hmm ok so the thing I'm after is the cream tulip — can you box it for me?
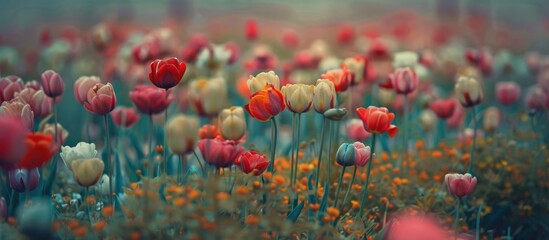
[343,57,365,85]
[247,71,280,94]
[455,76,483,108]
[188,77,228,117]
[281,83,314,113]
[313,79,337,113]
[483,107,501,133]
[71,158,104,187]
[166,114,200,155]
[219,106,246,140]
[60,142,97,171]
[419,109,437,132]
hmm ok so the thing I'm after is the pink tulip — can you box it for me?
[0,75,24,102]
[353,142,374,167]
[83,83,116,115]
[389,68,419,95]
[496,82,521,106]
[24,80,41,91]
[40,70,64,98]
[429,98,456,119]
[346,119,371,141]
[14,88,52,118]
[525,86,549,110]
[129,85,174,115]
[74,76,101,104]
[446,104,464,129]
[0,101,33,130]
[385,214,449,240]
[234,151,269,176]
[110,107,140,128]
[198,138,243,169]
[444,173,477,198]
[0,117,28,168]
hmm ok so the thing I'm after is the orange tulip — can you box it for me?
[356,106,398,138]
[244,85,285,122]
[18,133,57,169]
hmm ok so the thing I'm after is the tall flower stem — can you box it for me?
[104,115,113,206]
[342,166,357,208]
[148,115,154,178]
[476,202,483,240]
[163,92,169,176]
[84,187,93,224]
[289,113,296,188]
[333,166,346,209]
[267,117,278,174]
[469,106,478,173]
[315,117,327,191]
[401,95,409,169]
[326,120,334,184]
[291,114,302,188]
[192,150,205,177]
[358,133,377,218]
[455,198,461,240]
[53,102,58,142]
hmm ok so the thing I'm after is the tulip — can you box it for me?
[352,142,373,167]
[9,168,40,192]
[0,117,27,168]
[130,85,174,115]
[483,107,501,133]
[454,76,483,108]
[60,142,98,171]
[343,57,365,86]
[0,101,34,130]
[346,119,371,141]
[337,25,354,44]
[132,41,159,64]
[149,57,187,89]
[321,68,351,92]
[496,81,521,106]
[0,75,24,102]
[356,106,398,137]
[281,83,314,113]
[419,109,437,132]
[188,78,228,117]
[313,79,337,113]
[429,98,456,119]
[244,85,285,122]
[74,76,101,104]
[166,114,200,155]
[199,124,220,139]
[14,88,52,118]
[110,107,141,128]
[196,44,233,72]
[83,83,116,115]
[40,70,64,98]
[324,108,348,121]
[40,123,68,146]
[444,173,477,198]
[245,19,258,41]
[181,34,209,63]
[526,86,549,110]
[234,151,269,176]
[247,71,280,95]
[219,107,246,141]
[336,143,357,167]
[198,139,244,169]
[17,133,56,169]
[70,158,105,187]
[389,68,419,95]
[24,80,41,91]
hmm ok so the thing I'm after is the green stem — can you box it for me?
[455,198,461,240]
[148,115,154,178]
[476,202,483,240]
[469,106,478,174]
[342,166,357,209]
[358,134,377,218]
[292,114,302,188]
[85,187,93,224]
[53,102,58,142]
[402,94,409,169]
[327,120,334,184]
[289,113,296,188]
[267,117,278,174]
[164,108,168,176]
[315,117,327,191]
[333,166,346,209]
[178,154,183,183]
[192,150,205,177]
[104,115,113,206]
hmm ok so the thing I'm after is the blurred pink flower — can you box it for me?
[15,88,52,118]
[40,70,64,99]
[0,101,33,130]
[129,85,173,115]
[110,107,140,128]
[346,119,371,142]
[496,82,521,106]
[198,138,243,169]
[444,173,477,198]
[0,75,24,102]
[385,214,449,240]
[0,117,28,168]
[74,76,101,104]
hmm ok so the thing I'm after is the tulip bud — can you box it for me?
[166,114,200,155]
[83,83,116,115]
[198,139,243,168]
[483,107,501,133]
[313,79,337,113]
[149,57,187,89]
[189,78,228,117]
[244,85,285,122]
[40,123,68,146]
[71,158,104,187]
[343,57,365,85]
[321,68,351,92]
[40,70,64,98]
[444,173,477,198]
[247,71,280,95]
[234,151,269,176]
[324,108,348,121]
[419,109,437,132]
[389,68,419,95]
[336,143,356,167]
[74,76,101,104]
[14,88,52,118]
[454,76,483,108]
[110,107,141,128]
[60,142,98,171]
[496,81,521,106]
[352,142,374,167]
[245,19,258,41]
[0,101,34,130]
[281,84,315,113]
[9,168,40,192]
[219,107,246,140]
[0,75,24,102]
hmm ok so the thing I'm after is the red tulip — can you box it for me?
[429,98,456,119]
[234,151,269,176]
[444,173,477,198]
[244,85,285,122]
[0,75,24,102]
[389,68,419,95]
[18,133,56,169]
[356,106,398,137]
[129,85,174,115]
[245,19,258,41]
[180,34,209,63]
[74,76,101,104]
[198,139,243,169]
[149,57,187,89]
[83,83,116,115]
[110,107,140,128]
[0,117,28,168]
[496,82,521,106]
[321,67,352,92]
[40,70,64,98]
[199,124,220,139]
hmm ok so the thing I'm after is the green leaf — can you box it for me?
[287,200,305,222]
